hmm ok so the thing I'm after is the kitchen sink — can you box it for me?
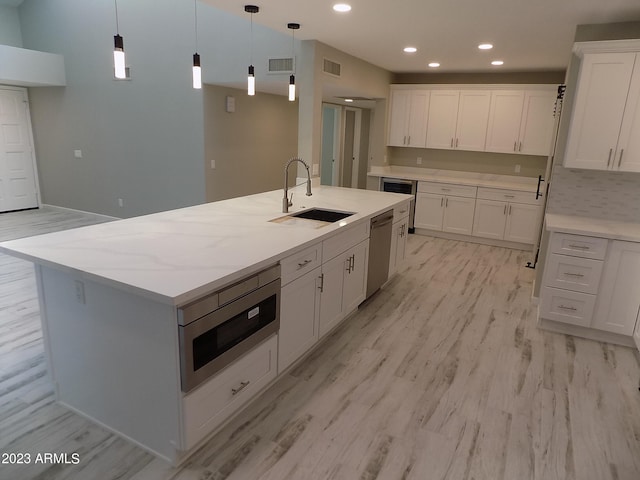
[290,208,355,223]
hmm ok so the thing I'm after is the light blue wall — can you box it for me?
[0,5,22,46]
[19,0,206,217]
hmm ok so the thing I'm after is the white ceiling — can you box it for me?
[203,0,640,74]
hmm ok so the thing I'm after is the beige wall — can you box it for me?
[389,148,547,178]
[204,85,298,202]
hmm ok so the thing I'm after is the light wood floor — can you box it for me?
[1,207,640,480]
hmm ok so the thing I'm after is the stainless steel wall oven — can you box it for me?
[178,265,280,393]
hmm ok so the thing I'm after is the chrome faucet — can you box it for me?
[283,157,312,213]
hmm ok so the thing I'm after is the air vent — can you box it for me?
[268,57,294,74]
[323,58,341,77]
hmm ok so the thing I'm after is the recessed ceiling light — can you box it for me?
[403,47,417,53]
[478,43,493,50]
[333,3,352,12]
[344,98,354,103]
[491,60,504,66]
[428,62,440,68]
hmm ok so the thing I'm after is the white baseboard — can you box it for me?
[42,204,120,221]
[414,228,532,251]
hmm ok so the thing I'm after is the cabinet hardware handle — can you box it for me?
[558,305,578,312]
[408,135,411,144]
[451,138,454,148]
[514,141,517,152]
[519,141,522,152]
[568,244,589,250]
[455,138,459,148]
[346,258,351,272]
[445,198,449,208]
[403,136,407,145]
[563,272,585,278]
[618,149,624,168]
[441,188,451,192]
[504,204,507,215]
[297,259,312,269]
[441,197,444,207]
[400,209,407,213]
[351,254,355,272]
[231,380,250,396]
[504,195,515,198]
[607,148,613,167]
[318,273,324,292]
[508,205,512,215]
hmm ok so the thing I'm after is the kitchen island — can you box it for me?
[0,185,411,464]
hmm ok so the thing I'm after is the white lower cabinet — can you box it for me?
[591,241,640,336]
[278,266,321,373]
[504,203,542,244]
[540,233,640,339]
[182,335,278,450]
[414,192,444,230]
[319,239,369,337]
[472,199,506,240]
[415,190,476,235]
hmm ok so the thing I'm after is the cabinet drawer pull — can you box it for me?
[231,380,250,396]
[455,138,459,148]
[519,141,522,152]
[403,135,407,145]
[318,273,324,292]
[445,198,449,208]
[408,135,411,144]
[504,195,515,199]
[563,272,585,278]
[451,138,454,148]
[503,204,507,215]
[514,141,517,152]
[508,205,512,215]
[440,197,444,207]
[399,209,407,214]
[441,188,451,192]
[618,149,624,168]
[297,259,312,269]
[607,148,613,167]
[568,244,590,250]
[558,305,578,312]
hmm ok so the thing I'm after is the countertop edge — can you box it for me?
[545,213,640,243]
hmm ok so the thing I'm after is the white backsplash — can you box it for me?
[546,165,640,222]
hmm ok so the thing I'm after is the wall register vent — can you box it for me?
[323,58,341,77]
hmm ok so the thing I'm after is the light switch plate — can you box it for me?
[225,96,236,113]
[74,150,82,158]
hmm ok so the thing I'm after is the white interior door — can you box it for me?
[0,87,39,212]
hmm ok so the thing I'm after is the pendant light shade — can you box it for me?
[287,22,299,102]
[245,5,259,96]
[192,0,201,89]
[113,34,126,79]
[193,54,202,89]
[113,0,126,79]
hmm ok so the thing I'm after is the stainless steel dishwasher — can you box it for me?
[366,210,394,299]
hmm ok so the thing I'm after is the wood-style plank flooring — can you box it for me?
[1,207,640,480]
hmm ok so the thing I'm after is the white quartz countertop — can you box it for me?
[0,186,411,306]
[545,213,640,243]
[368,166,540,193]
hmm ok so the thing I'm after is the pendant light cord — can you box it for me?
[114,0,120,34]
[194,0,198,51]
[250,12,254,65]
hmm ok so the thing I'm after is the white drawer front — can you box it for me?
[417,181,477,198]
[281,242,322,286]
[545,254,604,295]
[323,220,369,262]
[540,287,596,327]
[550,233,608,260]
[393,200,411,222]
[182,335,277,450]
[476,187,542,205]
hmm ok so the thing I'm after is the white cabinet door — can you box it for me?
[504,203,541,244]
[442,196,475,235]
[415,192,444,230]
[518,90,556,156]
[564,52,636,170]
[592,241,640,336]
[389,220,400,276]
[634,311,640,351]
[388,90,410,146]
[455,90,491,151]
[616,56,640,173]
[343,240,369,316]
[472,199,507,240]
[278,266,321,373]
[485,90,525,153]
[319,252,347,337]
[407,91,429,147]
[426,90,459,149]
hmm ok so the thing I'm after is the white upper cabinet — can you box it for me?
[564,51,640,172]
[426,90,490,151]
[485,89,555,156]
[388,90,429,147]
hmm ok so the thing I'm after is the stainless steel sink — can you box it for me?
[289,208,354,223]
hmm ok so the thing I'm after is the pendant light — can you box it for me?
[245,5,259,96]
[287,23,299,102]
[113,0,126,79]
[192,0,201,89]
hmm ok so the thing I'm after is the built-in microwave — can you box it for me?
[178,265,280,393]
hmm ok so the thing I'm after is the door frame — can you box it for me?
[344,107,362,188]
[320,103,342,186]
[0,85,42,211]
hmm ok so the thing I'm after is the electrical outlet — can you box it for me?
[74,149,83,159]
[312,163,319,175]
[210,159,216,169]
[417,157,422,165]
[118,198,124,207]
[384,155,388,164]
[74,280,86,304]
[515,164,521,173]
